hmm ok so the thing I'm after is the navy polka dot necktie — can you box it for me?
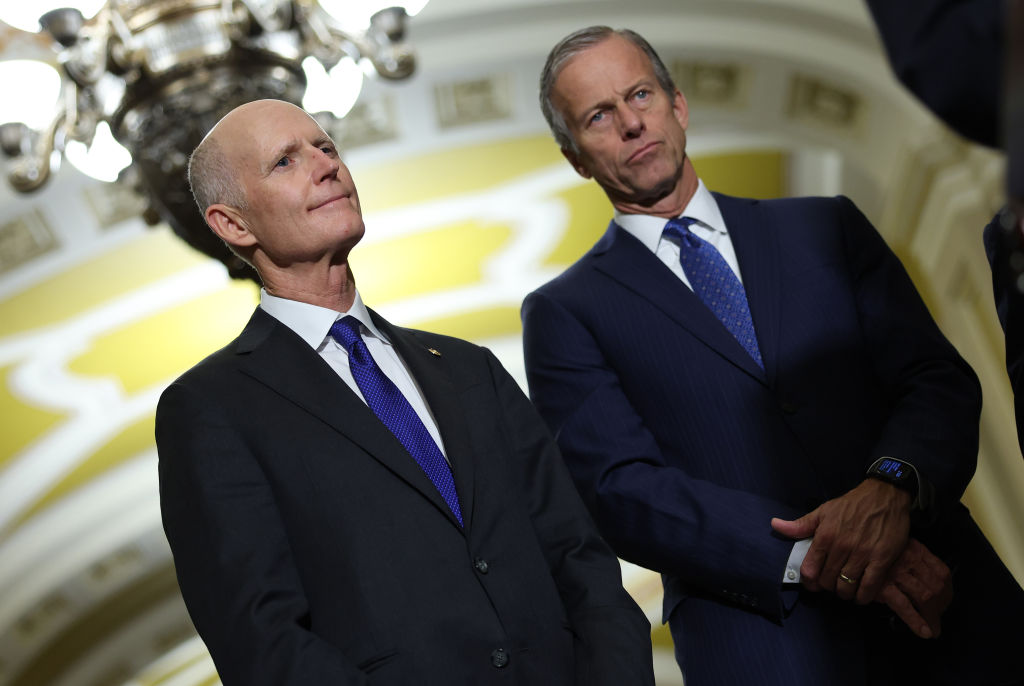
[663,217,764,369]
[329,316,463,525]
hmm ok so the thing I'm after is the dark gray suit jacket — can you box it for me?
[157,306,653,686]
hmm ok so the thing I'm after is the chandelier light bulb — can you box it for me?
[328,56,364,118]
[0,60,62,128]
[65,121,132,182]
[302,56,363,119]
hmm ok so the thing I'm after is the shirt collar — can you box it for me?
[259,288,389,350]
[614,179,727,252]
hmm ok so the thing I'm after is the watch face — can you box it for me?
[877,458,906,479]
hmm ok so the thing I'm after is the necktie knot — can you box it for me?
[663,216,701,249]
[329,316,363,357]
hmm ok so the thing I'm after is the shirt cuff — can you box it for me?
[783,538,812,584]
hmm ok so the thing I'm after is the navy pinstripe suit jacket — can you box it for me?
[522,193,1024,686]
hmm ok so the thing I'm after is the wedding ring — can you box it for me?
[838,572,858,585]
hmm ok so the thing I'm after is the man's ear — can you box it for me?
[561,147,592,179]
[673,89,689,130]
[205,204,257,250]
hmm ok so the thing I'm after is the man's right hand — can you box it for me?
[876,538,952,639]
[770,478,912,603]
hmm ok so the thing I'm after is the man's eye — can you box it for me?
[590,111,605,124]
[635,89,649,100]
[321,145,335,155]
[275,156,290,168]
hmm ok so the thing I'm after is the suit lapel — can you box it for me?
[235,308,465,532]
[715,194,782,386]
[592,220,767,382]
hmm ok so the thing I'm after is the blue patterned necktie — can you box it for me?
[329,316,463,525]
[663,217,763,369]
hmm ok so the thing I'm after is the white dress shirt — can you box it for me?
[614,179,745,288]
[259,288,449,459]
[614,180,806,584]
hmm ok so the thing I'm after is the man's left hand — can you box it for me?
[771,479,912,603]
[877,537,953,639]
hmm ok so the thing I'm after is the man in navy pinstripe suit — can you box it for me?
[522,26,1024,686]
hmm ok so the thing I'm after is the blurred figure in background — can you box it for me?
[866,0,1024,457]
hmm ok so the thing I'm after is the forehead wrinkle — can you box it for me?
[558,44,658,129]
[563,77,645,129]
[259,126,334,174]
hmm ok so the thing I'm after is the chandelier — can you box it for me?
[0,0,426,280]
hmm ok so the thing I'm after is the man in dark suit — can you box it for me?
[521,26,1024,685]
[156,98,654,686]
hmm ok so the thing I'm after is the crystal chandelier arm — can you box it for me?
[60,72,81,140]
[361,8,414,80]
[294,1,414,79]
[8,107,67,192]
[107,4,137,58]
[32,6,116,162]
[295,0,343,60]
[62,10,113,87]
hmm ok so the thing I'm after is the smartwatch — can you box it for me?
[867,457,918,495]
[866,456,935,521]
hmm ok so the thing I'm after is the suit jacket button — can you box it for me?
[474,558,489,574]
[491,648,509,668]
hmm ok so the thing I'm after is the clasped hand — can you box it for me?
[771,479,951,639]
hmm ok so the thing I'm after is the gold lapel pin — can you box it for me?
[428,348,442,357]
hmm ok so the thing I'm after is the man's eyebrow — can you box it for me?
[574,96,613,126]
[260,135,336,173]
[262,138,300,173]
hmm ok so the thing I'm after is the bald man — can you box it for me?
[156,100,654,686]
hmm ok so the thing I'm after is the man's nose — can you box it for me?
[618,104,644,139]
[313,148,340,182]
